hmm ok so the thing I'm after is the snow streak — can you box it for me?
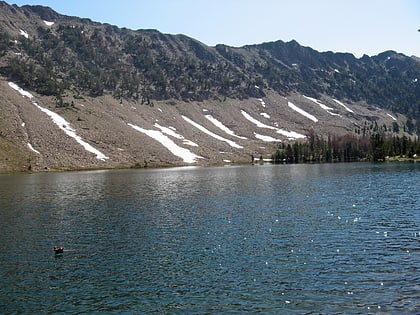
[288,101,318,122]
[241,110,306,139]
[333,99,354,113]
[182,116,243,149]
[8,82,109,161]
[304,95,341,117]
[205,115,247,139]
[128,123,202,163]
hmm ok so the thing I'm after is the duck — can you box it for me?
[53,246,64,254]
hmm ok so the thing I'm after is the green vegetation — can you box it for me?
[0,4,419,133]
[0,25,255,104]
[0,12,420,133]
[272,132,420,163]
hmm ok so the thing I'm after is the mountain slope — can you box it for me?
[0,1,419,172]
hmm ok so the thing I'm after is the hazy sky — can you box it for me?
[6,0,420,57]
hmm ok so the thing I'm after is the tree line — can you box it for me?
[271,132,420,163]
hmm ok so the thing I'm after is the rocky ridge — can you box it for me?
[0,2,419,172]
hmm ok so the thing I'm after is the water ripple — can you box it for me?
[0,163,419,313]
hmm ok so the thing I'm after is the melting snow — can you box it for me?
[205,115,247,139]
[241,110,305,139]
[43,20,54,26]
[154,123,198,146]
[288,101,318,122]
[182,115,243,149]
[277,129,306,139]
[8,82,109,161]
[128,123,202,163]
[182,139,199,147]
[241,110,276,130]
[387,113,397,121]
[304,95,341,117]
[154,124,182,139]
[33,103,109,161]
[19,29,29,38]
[8,82,34,99]
[27,143,40,154]
[304,96,333,110]
[333,99,354,113]
[254,133,282,142]
[258,98,266,107]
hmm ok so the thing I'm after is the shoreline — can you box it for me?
[1,156,418,176]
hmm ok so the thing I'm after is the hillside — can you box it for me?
[0,2,419,172]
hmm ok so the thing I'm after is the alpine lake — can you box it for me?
[0,162,419,314]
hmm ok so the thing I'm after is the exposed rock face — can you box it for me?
[0,2,418,172]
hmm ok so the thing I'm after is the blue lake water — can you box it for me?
[0,163,419,314]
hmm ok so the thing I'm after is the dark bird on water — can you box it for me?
[53,246,64,254]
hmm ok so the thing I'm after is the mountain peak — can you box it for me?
[22,4,59,21]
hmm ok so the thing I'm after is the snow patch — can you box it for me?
[8,82,34,99]
[386,113,397,121]
[260,112,270,119]
[8,82,108,161]
[27,143,40,154]
[128,123,202,163]
[258,98,266,107]
[332,99,354,113]
[288,102,318,122]
[154,123,198,147]
[205,115,247,139]
[182,116,243,149]
[241,110,305,139]
[303,95,333,111]
[182,139,199,147]
[43,20,54,26]
[277,129,306,139]
[19,29,29,38]
[304,95,341,117]
[254,133,282,142]
[33,103,109,161]
[241,110,276,130]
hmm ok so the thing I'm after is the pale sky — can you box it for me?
[6,0,420,57]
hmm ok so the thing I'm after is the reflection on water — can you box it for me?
[0,163,419,313]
